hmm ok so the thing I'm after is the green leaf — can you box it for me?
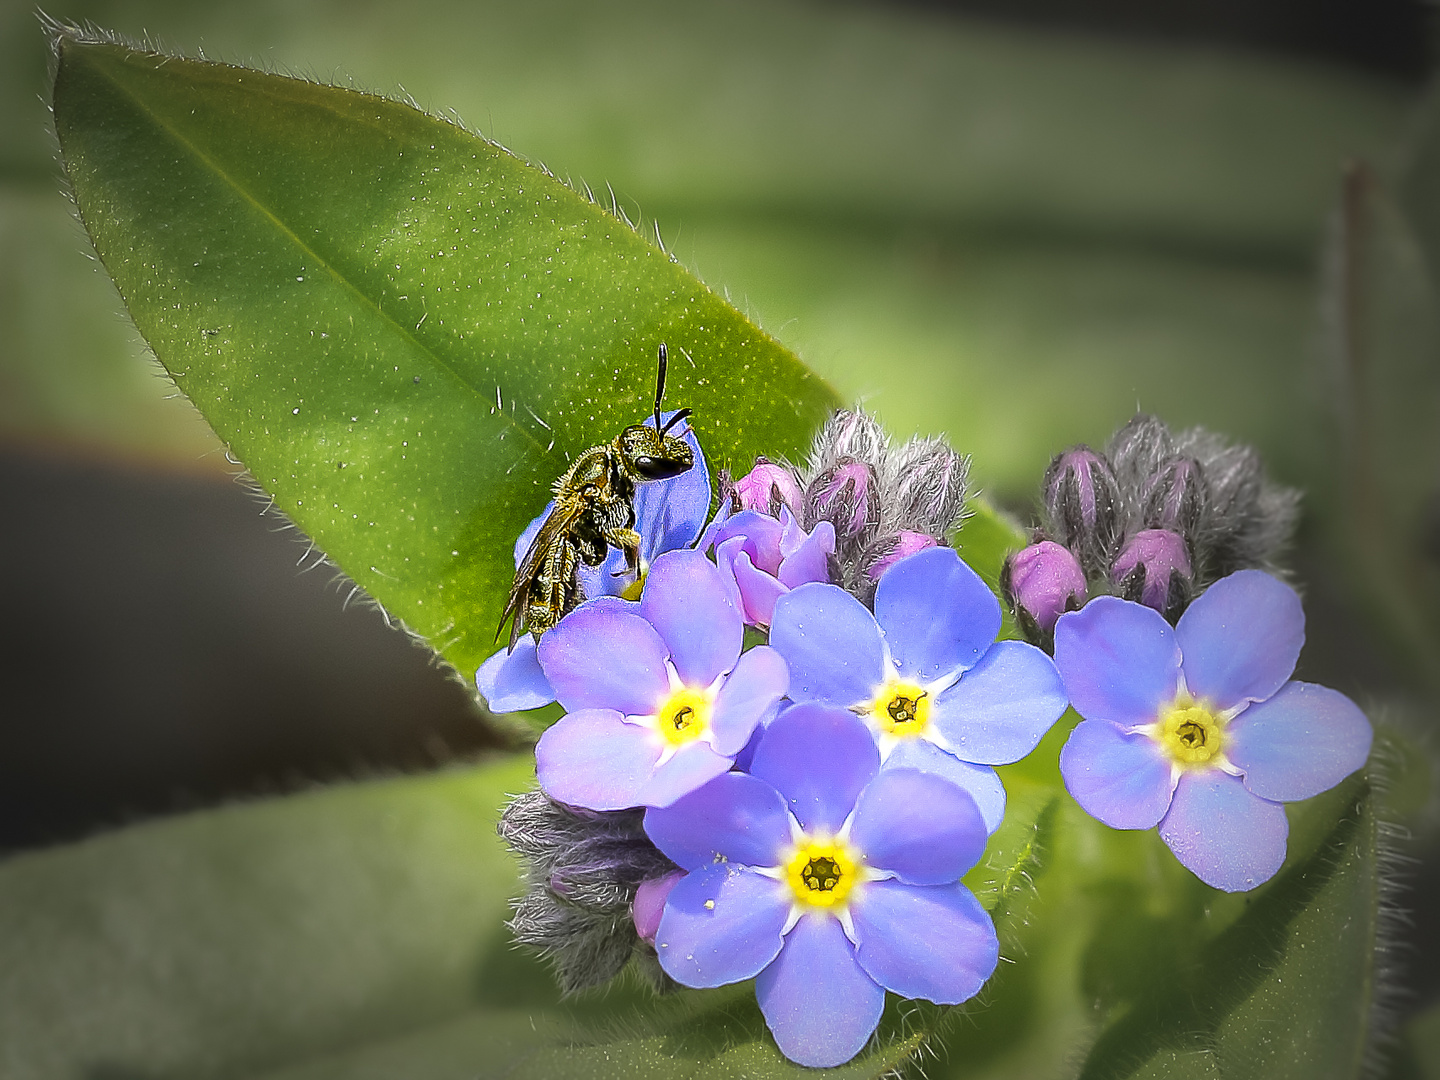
[51,30,839,678]
[1075,775,1383,1080]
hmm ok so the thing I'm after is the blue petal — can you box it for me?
[706,509,784,574]
[882,739,1007,834]
[1176,570,1304,711]
[535,710,660,811]
[710,645,790,756]
[1058,719,1175,829]
[756,913,886,1069]
[750,704,880,833]
[475,637,555,712]
[655,862,790,989]
[632,414,710,561]
[929,640,1069,765]
[874,547,1001,683]
[644,772,791,870]
[850,769,987,883]
[770,583,886,707]
[536,607,669,715]
[1227,681,1372,802]
[1158,770,1288,892]
[639,742,736,809]
[852,880,998,1003]
[640,549,743,687]
[513,505,548,568]
[1053,596,1181,726]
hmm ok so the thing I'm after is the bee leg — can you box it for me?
[610,527,642,573]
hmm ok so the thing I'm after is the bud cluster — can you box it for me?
[720,409,970,604]
[1003,415,1299,647]
[499,790,678,994]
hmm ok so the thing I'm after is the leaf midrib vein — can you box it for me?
[94,49,547,456]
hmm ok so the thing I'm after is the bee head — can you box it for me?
[618,421,695,481]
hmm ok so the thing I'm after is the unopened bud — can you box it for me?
[1141,456,1205,537]
[632,870,684,945]
[865,530,938,583]
[730,459,802,517]
[1042,446,1118,573]
[808,461,875,538]
[1001,540,1087,643]
[889,438,969,537]
[808,408,888,474]
[1112,529,1192,622]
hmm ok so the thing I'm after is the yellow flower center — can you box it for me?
[1156,700,1226,767]
[867,678,931,738]
[619,567,647,602]
[656,685,713,746]
[784,839,860,909]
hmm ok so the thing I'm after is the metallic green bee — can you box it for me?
[499,343,695,649]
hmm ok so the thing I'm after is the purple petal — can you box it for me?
[1227,681,1372,802]
[639,742,736,809]
[707,509,784,574]
[1058,719,1176,829]
[537,607,669,715]
[536,709,661,811]
[750,704,880,833]
[644,772,791,870]
[1159,769,1288,891]
[777,518,835,589]
[655,862,790,988]
[874,547,1002,683]
[1053,596,1182,726]
[640,549,744,686]
[633,870,684,944]
[732,549,788,628]
[882,739,1007,834]
[850,769,987,883]
[475,637,555,712]
[710,646,790,756]
[852,880,998,1003]
[929,641,1068,766]
[756,914,885,1069]
[770,583,886,707]
[1176,570,1305,711]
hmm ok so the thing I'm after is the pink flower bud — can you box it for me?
[731,460,802,517]
[1002,540,1087,638]
[632,870,684,945]
[865,530,938,582]
[1112,529,1192,619]
[809,461,874,538]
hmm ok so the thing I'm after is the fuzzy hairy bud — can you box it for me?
[1002,540,1087,646]
[808,461,876,539]
[886,437,970,539]
[808,409,889,476]
[499,790,678,995]
[1140,456,1206,539]
[864,530,938,583]
[1173,429,1300,578]
[1112,528,1193,623]
[1041,446,1119,575]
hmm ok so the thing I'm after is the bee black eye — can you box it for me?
[633,455,691,480]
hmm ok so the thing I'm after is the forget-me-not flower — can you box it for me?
[476,413,710,712]
[1053,569,1372,892]
[644,704,999,1069]
[768,546,1069,832]
[704,506,835,629]
[534,548,788,811]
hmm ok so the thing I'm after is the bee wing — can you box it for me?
[498,500,587,650]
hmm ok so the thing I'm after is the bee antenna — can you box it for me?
[653,342,668,429]
[660,407,692,434]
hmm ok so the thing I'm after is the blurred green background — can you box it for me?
[3,0,1439,1072]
